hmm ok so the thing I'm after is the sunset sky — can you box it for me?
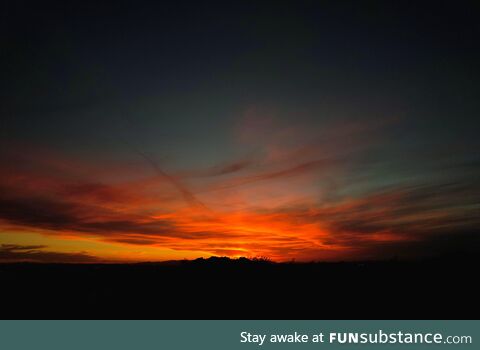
[1,1,479,262]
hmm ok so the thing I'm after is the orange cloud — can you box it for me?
[1,116,478,262]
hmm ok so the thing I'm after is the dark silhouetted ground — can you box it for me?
[0,256,478,319]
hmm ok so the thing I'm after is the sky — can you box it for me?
[1,1,480,262]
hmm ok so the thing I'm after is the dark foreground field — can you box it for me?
[1,256,478,319]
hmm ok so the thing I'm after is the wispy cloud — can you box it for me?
[0,244,103,263]
[1,114,479,262]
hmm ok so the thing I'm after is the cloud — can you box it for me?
[177,159,254,178]
[319,182,480,239]
[1,173,479,261]
[209,158,334,191]
[0,193,82,231]
[61,183,135,204]
[1,118,479,262]
[0,244,103,263]
[125,142,209,211]
[0,189,183,239]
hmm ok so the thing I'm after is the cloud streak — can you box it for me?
[0,244,103,263]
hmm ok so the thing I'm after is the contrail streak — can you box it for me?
[119,114,209,211]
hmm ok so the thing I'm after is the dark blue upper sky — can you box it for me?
[4,1,479,152]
